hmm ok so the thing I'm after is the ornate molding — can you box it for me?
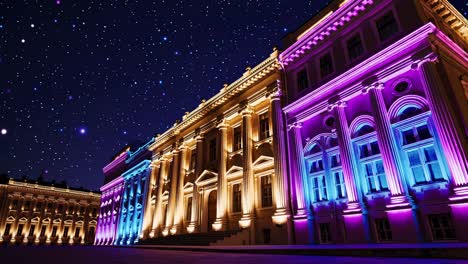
[327,100,347,112]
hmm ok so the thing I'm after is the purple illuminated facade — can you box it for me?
[281,0,468,244]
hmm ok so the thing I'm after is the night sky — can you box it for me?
[0,1,465,191]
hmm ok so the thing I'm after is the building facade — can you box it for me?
[281,0,468,244]
[0,178,100,245]
[95,0,467,246]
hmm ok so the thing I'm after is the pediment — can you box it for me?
[195,170,218,185]
[42,218,50,224]
[53,218,62,224]
[75,220,84,225]
[6,216,15,222]
[31,217,40,223]
[183,182,194,189]
[226,166,243,176]
[19,217,28,222]
[252,155,274,168]
[162,190,169,198]
[64,220,73,225]
[89,220,97,225]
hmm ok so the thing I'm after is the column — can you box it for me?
[330,102,360,208]
[173,144,188,233]
[417,60,468,195]
[214,121,228,231]
[239,105,255,228]
[366,84,406,200]
[269,86,290,225]
[142,162,160,238]
[151,158,168,237]
[166,149,180,235]
[188,135,204,233]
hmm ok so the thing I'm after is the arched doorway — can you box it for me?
[207,190,217,232]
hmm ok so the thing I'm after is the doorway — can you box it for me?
[207,190,217,232]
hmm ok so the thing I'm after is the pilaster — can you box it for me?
[239,105,255,228]
[214,120,229,231]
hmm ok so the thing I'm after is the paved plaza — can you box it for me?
[0,246,466,264]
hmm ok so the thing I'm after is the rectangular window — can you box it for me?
[17,224,24,236]
[330,153,341,168]
[12,200,18,209]
[190,151,197,171]
[233,126,242,151]
[297,69,309,91]
[259,112,270,140]
[74,227,81,238]
[375,218,392,241]
[79,207,85,215]
[309,159,324,173]
[4,223,11,236]
[88,226,95,236]
[232,184,242,213]
[347,33,364,61]
[24,201,31,211]
[376,11,399,41]
[36,202,42,211]
[334,171,346,199]
[261,176,273,208]
[186,197,192,221]
[311,175,328,202]
[209,138,217,161]
[57,204,63,213]
[51,226,58,237]
[319,53,334,78]
[363,159,388,193]
[428,214,456,240]
[406,146,444,184]
[40,225,47,237]
[319,223,332,243]
[263,228,271,244]
[28,225,36,237]
[63,226,69,237]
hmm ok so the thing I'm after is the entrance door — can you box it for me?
[207,190,217,232]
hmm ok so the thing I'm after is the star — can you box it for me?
[21,39,25,43]
[1,129,6,135]
[79,128,87,135]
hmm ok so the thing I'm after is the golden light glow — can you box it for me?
[339,0,350,7]
[186,224,195,234]
[272,214,288,225]
[297,11,333,40]
[170,226,177,235]
[162,228,169,236]
[238,218,251,229]
[212,222,222,231]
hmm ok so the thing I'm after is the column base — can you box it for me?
[386,195,411,210]
[239,214,253,229]
[169,225,178,235]
[162,227,169,237]
[186,222,198,233]
[449,186,468,202]
[212,218,226,231]
[343,202,361,214]
[272,208,289,225]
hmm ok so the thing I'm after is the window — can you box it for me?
[263,228,271,244]
[40,225,47,237]
[319,53,334,78]
[88,226,95,236]
[74,227,81,238]
[57,204,63,213]
[232,184,242,213]
[28,225,36,237]
[92,208,97,216]
[363,160,388,193]
[259,112,270,140]
[190,151,197,171]
[233,126,242,151]
[17,224,24,236]
[333,171,346,199]
[63,226,69,237]
[309,158,327,202]
[407,147,444,184]
[4,223,11,236]
[297,69,309,91]
[375,218,392,241]
[428,214,456,240]
[319,223,332,243]
[46,202,52,212]
[12,200,18,209]
[36,202,42,211]
[261,176,273,208]
[209,138,217,161]
[347,33,364,61]
[24,201,31,211]
[51,226,58,237]
[376,11,399,41]
[79,207,85,215]
[186,197,192,221]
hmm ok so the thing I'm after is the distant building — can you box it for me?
[0,177,100,245]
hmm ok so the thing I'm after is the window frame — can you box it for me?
[372,8,401,44]
[344,31,366,63]
[318,51,335,79]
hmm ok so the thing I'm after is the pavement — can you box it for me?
[1,246,467,264]
[130,243,468,259]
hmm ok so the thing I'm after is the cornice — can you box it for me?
[149,52,280,151]
[3,180,101,200]
[280,0,374,66]
[125,138,154,164]
[100,176,125,192]
[285,23,438,123]
[102,151,129,175]
[122,160,152,180]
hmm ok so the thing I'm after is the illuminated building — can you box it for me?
[0,177,100,245]
[281,0,468,244]
[143,49,292,245]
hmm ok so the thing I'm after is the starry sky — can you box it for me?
[0,1,466,191]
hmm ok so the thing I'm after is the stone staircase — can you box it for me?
[138,230,242,246]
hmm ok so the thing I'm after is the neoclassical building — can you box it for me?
[141,49,292,245]
[95,0,467,246]
[0,177,100,245]
[281,0,467,244]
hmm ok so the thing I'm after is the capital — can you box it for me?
[240,105,254,116]
[267,86,282,100]
[361,82,384,94]
[216,118,229,129]
[287,122,303,131]
[327,100,347,112]
[411,52,439,70]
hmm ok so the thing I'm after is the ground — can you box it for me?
[0,246,466,264]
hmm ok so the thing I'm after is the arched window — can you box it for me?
[351,118,388,194]
[391,102,447,186]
